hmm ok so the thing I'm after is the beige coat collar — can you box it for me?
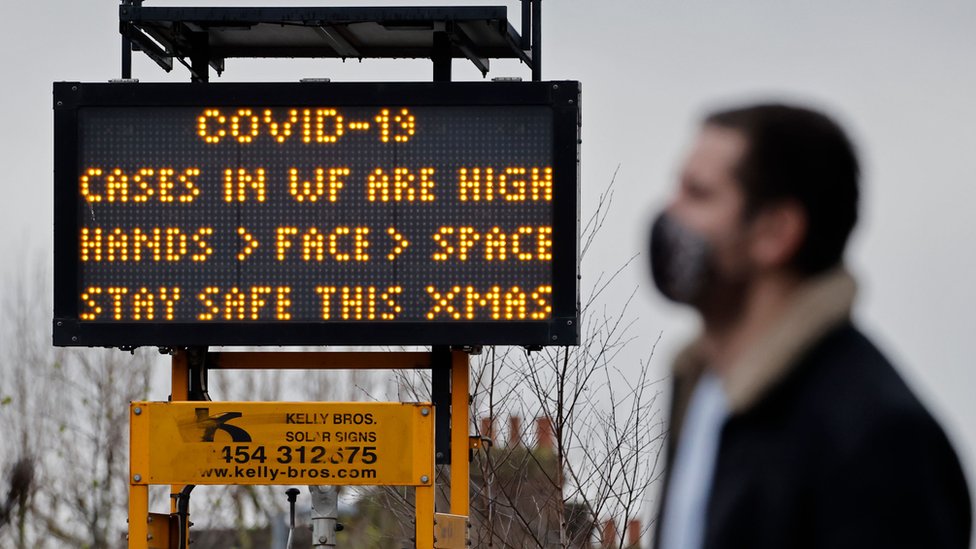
[673,268,857,414]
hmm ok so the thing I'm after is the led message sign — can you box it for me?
[53,81,580,347]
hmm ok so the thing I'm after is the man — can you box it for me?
[650,104,971,549]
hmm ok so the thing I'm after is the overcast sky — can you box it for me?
[2,0,974,533]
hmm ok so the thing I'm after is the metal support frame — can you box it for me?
[185,346,210,402]
[313,25,360,58]
[124,350,205,548]
[168,352,189,523]
[174,486,194,549]
[532,0,542,81]
[120,3,543,84]
[188,31,209,83]
[128,471,149,547]
[449,22,489,76]
[175,348,206,548]
[129,349,470,549]
[207,352,433,370]
[450,352,470,517]
[432,30,452,82]
[120,23,174,75]
[122,35,132,79]
[310,485,339,547]
[432,348,453,465]
[120,0,141,79]
[416,481,436,548]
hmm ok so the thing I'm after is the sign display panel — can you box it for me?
[129,401,433,486]
[54,82,581,346]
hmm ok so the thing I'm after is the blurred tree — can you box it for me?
[0,257,155,548]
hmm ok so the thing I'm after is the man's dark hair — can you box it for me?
[704,104,860,275]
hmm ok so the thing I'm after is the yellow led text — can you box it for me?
[314,286,403,320]
[387,228,409,260]
[80,227,214,262]
[236,227,258,261]
[80,167,200,203]
[196,286,293,320]
[80,286,181,321]
[264,109,299,143]
[276,226,373,262]
[458,166,552,202]
[197,108,412,144]
[374,108,416,143]
[288,167,350,202]
[432,226,552,261]
[425,285,553,320]
[367,167,435,202]
[224,168,266,202]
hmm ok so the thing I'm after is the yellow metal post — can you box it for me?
[171,350,189,401]
[170,351,188,515]
[417,367,439,549]
[449,351,470,516]
[147,513,173,549]
[130,402,151,549]
[416,484,435,549]
[128,484,149,549]
[170,351,189,545]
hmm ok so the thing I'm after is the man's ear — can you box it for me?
[750,200,807,268]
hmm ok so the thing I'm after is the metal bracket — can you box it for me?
[469,435,492,450]
[310,485,339,548]
[531,0,542,81]
[313,25,361,58]
[120,23,174,73]
[447,22,489,76]
[450,345,482,356]
[146,513,174,549]
[174,485,195,549]
[186,346,210,401]
[433,513,470,549]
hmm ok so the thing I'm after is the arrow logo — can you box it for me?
[194,408,252,442]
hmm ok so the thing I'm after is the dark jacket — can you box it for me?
[657,269,971,549]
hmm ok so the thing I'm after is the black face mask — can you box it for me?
[648,212,715,305]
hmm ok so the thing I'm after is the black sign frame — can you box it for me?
[53,81,580,347]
